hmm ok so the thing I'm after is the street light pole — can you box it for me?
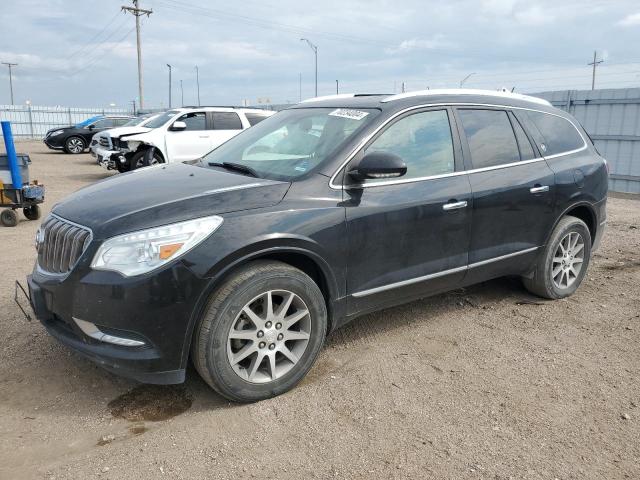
[336,79,339,94]
[1,62,17,105]
[180,79,184,107]
[195,65,201,106]
[460,72,476,88]
[300,38,318,97]
[166,64,172,108]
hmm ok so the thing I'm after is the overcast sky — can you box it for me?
[1,0,639,108]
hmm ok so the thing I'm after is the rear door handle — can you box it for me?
[443,200,468,211]
[530,185,550,194]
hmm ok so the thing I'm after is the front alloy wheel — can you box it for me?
[227,290,311,383]
[192,260,327,402]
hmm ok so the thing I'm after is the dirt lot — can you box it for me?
[0,141,638,479]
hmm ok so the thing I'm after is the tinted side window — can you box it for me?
[458,109,520,168]
[212,112,242,130]
[245,113,269,126]
[179,112,206,131]
[525,111,584,155]
[92,119,115,129]
[511,114,536,160]
[365,110,455,180]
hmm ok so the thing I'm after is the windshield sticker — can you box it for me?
[328,109,369,120]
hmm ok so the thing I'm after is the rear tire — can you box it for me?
[523,215,591,299]
[1,209,18,227]
[64,136,85,154]
[192,260,327,402]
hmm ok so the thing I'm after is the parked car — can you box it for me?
[25,89,607,402]
[99,107,275,172]
[89,113,160,162]
[43,115,136,154]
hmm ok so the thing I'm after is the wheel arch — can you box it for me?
[547,201,597,247]
[180,244,342,369]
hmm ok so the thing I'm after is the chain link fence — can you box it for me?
[0,105,133,139]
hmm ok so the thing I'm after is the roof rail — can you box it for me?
[300,94,355,103]
[381,88,552,107]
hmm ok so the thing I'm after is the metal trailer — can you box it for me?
[1,121,44,227]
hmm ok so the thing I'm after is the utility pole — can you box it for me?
[1,62,17,105]
[131,99,137,115]
[401,82,406,93]
[588,50,604,90]
[300,38,318,97]
[180,79,184,107]
[166,64,172,108]
[122,1,151,110]
[336,80,339,94]
[298,73,302,102]
[195,65,201,106]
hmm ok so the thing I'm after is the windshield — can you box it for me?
[144,110,181,128]
[120,114,160,127]
[202,107,379,181]
[75,115,102,128]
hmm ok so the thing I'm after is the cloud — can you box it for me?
[385,35,451,54]
[514,6,554,25]
[617,12,640,26]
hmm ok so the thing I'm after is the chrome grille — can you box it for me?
[99,136,110,148]
[37,215,92,274]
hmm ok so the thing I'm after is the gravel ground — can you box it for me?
[1,141,639,480]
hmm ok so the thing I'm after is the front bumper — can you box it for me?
[94,147,122,169]
[28,258,212,384]
[43,136,64,150]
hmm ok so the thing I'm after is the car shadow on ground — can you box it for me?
[21,275,543,423]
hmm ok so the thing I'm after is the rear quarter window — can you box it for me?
[245,113,270,126]
[525,111,585,155]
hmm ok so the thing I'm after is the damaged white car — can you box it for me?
[99,107,274,172]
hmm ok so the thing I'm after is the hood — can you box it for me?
[101,126,152,138]
[52,162,290,239]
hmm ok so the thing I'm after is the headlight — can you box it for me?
[91,215,223,276]
[50,129,65,137]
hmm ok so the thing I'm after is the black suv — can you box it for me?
[25,90,607,402]
[43,115,135,154]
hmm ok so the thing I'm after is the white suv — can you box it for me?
[100,107,274,172]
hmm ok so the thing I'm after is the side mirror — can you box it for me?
[170,121,187,131]
[348,151,407,181]
[88,124,96,130]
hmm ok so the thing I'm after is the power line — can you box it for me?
[64,10,125,61]
[65,26,136,77]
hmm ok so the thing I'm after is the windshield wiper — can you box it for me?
[208,161,259,177]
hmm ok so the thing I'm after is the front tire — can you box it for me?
[130,149,163,170]
[23,205,41,220]
[523,215,591,299]
[192,260,327,402]
[64,136,85,154]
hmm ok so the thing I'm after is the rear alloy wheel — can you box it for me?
[522,215,591,299]
[192,260,327,402]
[64,136,85,154]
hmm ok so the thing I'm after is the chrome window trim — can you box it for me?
[328,102,588,190]
[351,246,538,298]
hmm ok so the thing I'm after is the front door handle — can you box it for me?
[198,135,209,139]
[530,185,550,194]
[443,200,468,211]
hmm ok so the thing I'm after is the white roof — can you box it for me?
[381,88,552,107]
